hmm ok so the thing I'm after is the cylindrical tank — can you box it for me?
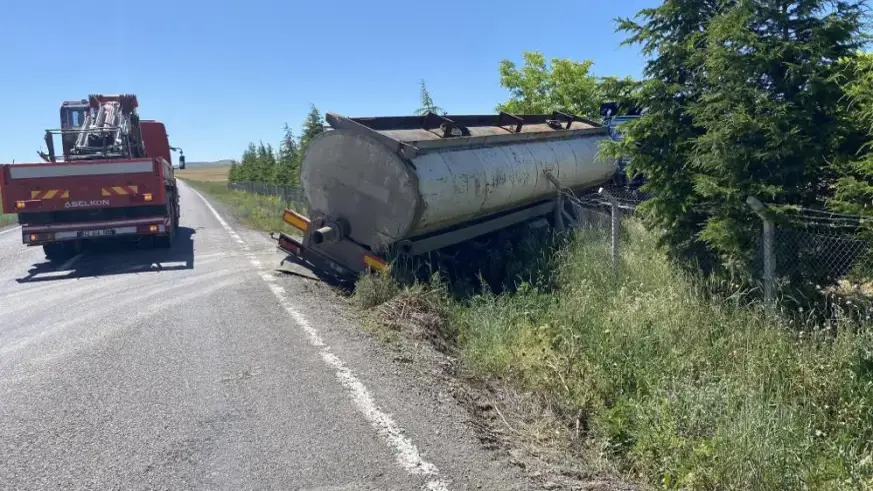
[301,112,617,251]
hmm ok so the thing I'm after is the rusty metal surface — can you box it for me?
[326,112,600,143]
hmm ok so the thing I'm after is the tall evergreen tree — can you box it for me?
[604,0,867,283]
[414,80,444,115]
[275,123,301,187]
[236,143,259,183]
[254,142,277,183]
[227,160,242,183]
[831,52,873,218]
[299,104,325,156]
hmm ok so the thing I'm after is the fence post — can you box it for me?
[599,188,620,275]
[746,196,775,304]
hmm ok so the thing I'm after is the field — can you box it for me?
[176,165,231,183]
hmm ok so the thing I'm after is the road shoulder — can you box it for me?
[183,182,541,490]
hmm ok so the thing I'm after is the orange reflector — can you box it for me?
[148,225,159,232]
[16,201,25,209]
[363,255,387,272]
[143,193,153,202]
[29,234,38,242]
[282,209,310,232]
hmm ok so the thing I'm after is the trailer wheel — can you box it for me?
[43,242,72,262]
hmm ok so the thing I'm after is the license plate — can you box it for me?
[77,229,116,238]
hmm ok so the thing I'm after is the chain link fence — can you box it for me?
[749,201,873,318]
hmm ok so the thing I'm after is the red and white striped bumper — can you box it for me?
[21,216,169,245]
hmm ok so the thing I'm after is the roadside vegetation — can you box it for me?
[178,167,303,235]
[356,219,873,490]
[193,1,873,488]
[0,191,16,228]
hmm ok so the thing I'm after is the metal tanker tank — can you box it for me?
[277,111,619,281]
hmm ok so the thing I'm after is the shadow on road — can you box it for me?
[16,227,196,283]
[277,251,356,294]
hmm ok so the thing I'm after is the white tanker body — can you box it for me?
[276,111,621,281]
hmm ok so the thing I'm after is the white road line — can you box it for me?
[187,185,450,491]
[0,225,21,236]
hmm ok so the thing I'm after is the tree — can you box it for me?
[603,0,868,286]
[299,104,325,157]
[275,123,301,187]
[255,142,278,184]
[414,80,444,115]
[235,143,259,183]
[496,51,640,119]
[228,160,242,183]
[831,52,873,218]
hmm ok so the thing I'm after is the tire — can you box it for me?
[43,242,72,262]
[155,200,176,249]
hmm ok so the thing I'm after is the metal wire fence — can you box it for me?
[751,204,873,317]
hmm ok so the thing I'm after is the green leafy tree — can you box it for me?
[275,123,301,187]
[496,51,640,119]
[299,104,325,157]
[414,80,445,115]
[498,52,602,118]
[604,0,867,286]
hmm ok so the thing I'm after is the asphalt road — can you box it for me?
[0,181,531,491]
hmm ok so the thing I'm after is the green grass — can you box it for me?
[180,179,305,234]
[0,190,16,228]
[359,219,873,490]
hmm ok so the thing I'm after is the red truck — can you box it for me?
[0,94,181,260]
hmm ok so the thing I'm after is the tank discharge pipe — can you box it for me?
[311,219,348,245]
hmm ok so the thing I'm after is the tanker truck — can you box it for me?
[276,110,632,282]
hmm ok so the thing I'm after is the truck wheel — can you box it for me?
[43,242,72,262]
[156,202,176,248]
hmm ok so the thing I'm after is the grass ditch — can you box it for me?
[356,218,873,491]
[187,181,873,489]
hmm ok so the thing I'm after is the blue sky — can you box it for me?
[0,0,656,163]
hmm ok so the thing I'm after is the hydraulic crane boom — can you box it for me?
[41,94,146,163]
